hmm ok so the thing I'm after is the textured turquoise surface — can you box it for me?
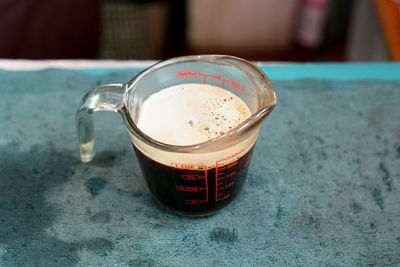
[0,65,400,266]
[78,62,400,80]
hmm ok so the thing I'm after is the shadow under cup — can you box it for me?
[76,55,276,216]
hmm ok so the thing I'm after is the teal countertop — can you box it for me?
[0,63,400,266]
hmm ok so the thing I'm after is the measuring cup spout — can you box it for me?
[248,101,276,130]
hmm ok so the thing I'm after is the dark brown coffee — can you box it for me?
[134,146,255,216]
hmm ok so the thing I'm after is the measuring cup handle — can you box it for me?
[76,84,124,162]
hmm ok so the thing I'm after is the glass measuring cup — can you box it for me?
[76,55,277,216]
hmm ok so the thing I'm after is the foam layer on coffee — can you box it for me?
[137,83,251,146]
[130,83,258,168]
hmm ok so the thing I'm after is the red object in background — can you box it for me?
[375,0,400,60]
[0,0,100,59]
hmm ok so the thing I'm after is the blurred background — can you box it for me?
[0,0,399,61]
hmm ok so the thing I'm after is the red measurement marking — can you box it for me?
[200,73,222,83]
[215,161,234,202]
[214,155,241,202]
[200,73,207,83]
[226,170,237,178]
[225,79,244,93]
[223,148,245,161]
[227,161,238,169]
[171,162,202,170]
[176,70,245,93]
[178,166,209,204]
[176,185,205,192]
[186,199,207,205]
[217,171,225,176]
[181,174,203,180]
[226,181,235,188]
[176,70,200,78]
[216,193,230,201]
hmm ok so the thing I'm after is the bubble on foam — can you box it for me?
[136,83,251,146]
